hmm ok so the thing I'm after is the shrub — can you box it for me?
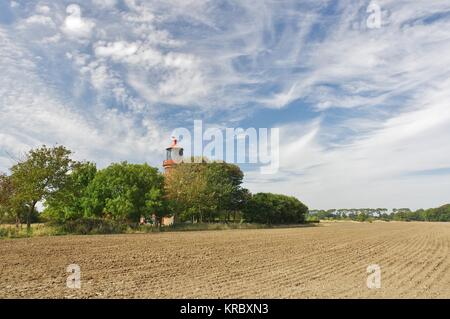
[53,218,128,235]
[242,193,308,225]
[0,224,61,238]
[306,215,320,223]
[0,227,12,238]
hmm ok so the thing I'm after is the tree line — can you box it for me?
[0,145,309,231]
[308,206,450,222]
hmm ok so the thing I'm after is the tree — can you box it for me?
[420,204,450,222]
[433,204,450,221]
[392,208,412,221]
[82,162,164,222]
[164,161,247,223]
[0,173,37,227]
[204,162,248,222]
[356,212,368,222]
[228,188,251,223]
[10,145,74,230]
[312,209,335,220]
[165,162,212,223]
[0,173,16,225]
[43,162,97,221]
[242,193,308,224]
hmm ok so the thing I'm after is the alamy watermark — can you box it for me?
[367,264,381,289]
[66,264,81,289]
[367,2,382,29]
[170,120,279,174]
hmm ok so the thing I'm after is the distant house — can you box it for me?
[162,216,174,226]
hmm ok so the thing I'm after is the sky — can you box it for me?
[1,0,450,210]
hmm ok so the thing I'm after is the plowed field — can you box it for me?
[0,222,449,298]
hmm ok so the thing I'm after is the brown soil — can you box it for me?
[0,221,449,298]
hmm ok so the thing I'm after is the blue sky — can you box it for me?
[1,0,450,210]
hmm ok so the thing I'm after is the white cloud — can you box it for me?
[275,1,450,111]
[23,15,55,27]
[246,78,450,209]
[0,27,167,172]
[92,0,117,9]
[94,41,139,60]
[41,33,61,44]
[36,5,51,15]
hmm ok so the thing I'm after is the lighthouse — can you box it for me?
[160,137,183,226]
[163,136,184,172]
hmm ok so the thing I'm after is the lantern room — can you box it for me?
[163,136,184,172]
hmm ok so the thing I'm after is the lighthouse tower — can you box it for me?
[163,136,184,172]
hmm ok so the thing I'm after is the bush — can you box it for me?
[242,193,308,225]
[0,224,61,238]
[0,227,12,238]
[306,215,320,223]
[356,213,368,222]
[53,218,128,235]
[82,163,164,222]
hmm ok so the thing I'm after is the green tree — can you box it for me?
[433,204,450,221]
[43,162,97,221]
[0,173,17,225]
[83,162,164,222]
[420,204,450,222]
[164,161,247,223]
[204,162,248,222]
[242,192,308,224]
[356,212,368,222]
[392,208,412,221]
[10,145,74,230]
[164,162,209,223]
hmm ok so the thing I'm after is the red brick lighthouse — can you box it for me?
[160,137,184,226]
